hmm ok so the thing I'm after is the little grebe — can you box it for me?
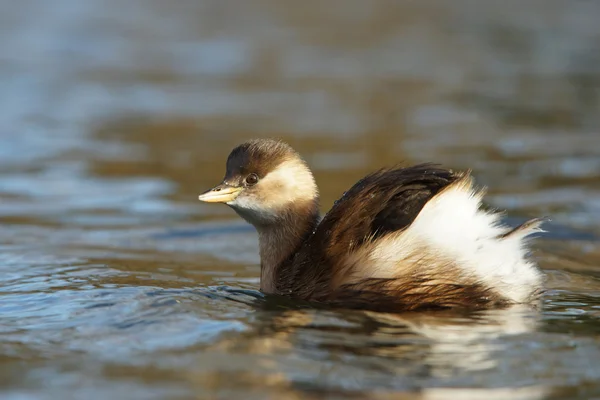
[198,139,544,311]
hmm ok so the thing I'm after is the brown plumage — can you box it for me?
[199,139,544,312]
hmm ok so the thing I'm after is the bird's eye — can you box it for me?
[245,173,259,186]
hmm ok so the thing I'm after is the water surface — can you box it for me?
[1,1,600,399]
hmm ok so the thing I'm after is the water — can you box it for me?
[1,1,600,398]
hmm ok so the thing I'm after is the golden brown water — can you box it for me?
[1,1,600,399]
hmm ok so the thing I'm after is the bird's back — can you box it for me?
[283,164,543,311]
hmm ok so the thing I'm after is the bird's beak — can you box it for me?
[198,183,243,203]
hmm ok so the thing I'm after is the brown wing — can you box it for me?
[315,163,460,257]
[287,164,463,301]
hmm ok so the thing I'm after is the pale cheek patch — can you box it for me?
[257,159,318,209]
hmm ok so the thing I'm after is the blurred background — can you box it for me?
[1,1,600,399]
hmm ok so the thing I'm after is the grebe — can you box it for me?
[198,139,544,311]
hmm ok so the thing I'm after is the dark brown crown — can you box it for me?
[225,139,302,179]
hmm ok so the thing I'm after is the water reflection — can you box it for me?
[196,304,549,395]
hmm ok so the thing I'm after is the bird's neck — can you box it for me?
[256,200,320,294]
